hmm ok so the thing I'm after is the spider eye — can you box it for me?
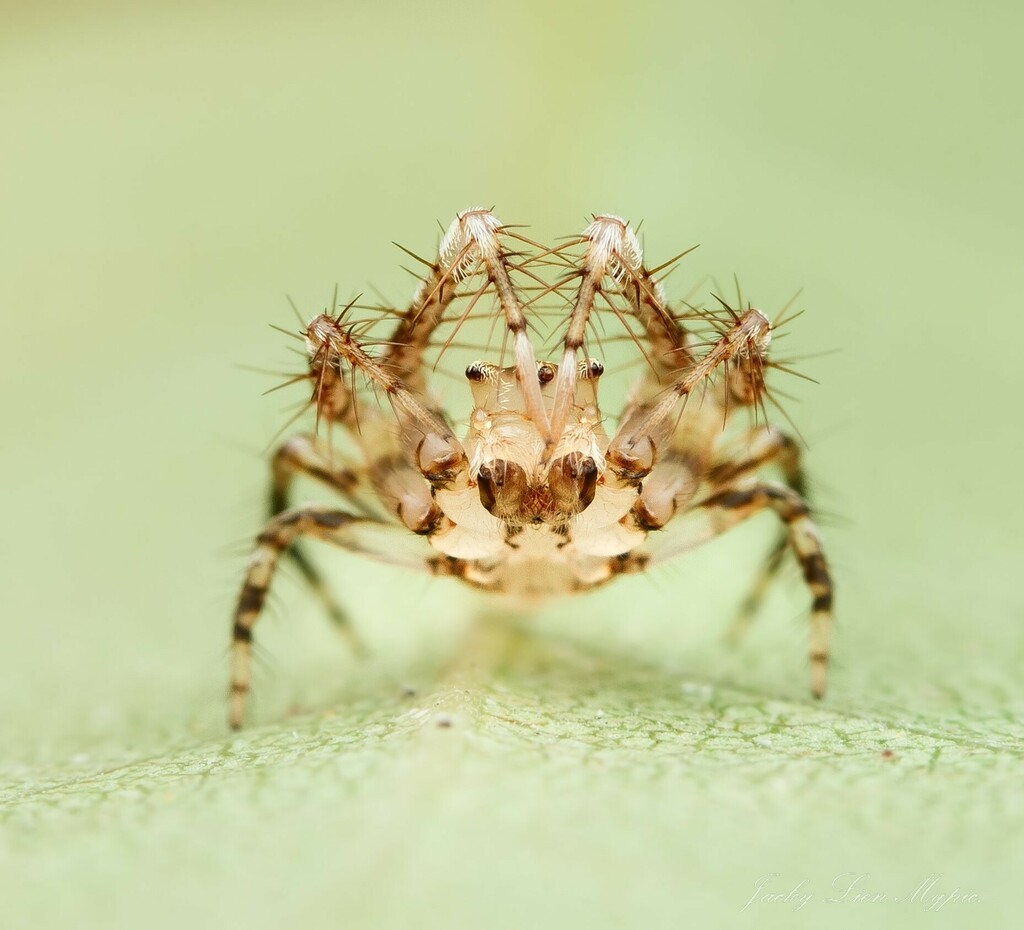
[465,362,487,382]
[537,363,555,384]
[576,358,604,380]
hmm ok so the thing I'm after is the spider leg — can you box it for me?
[550,215,695,448]
[268,435,374,647]
[270,435,365,517]
[707,427,808,640]
[654,480,833,699]
[727,537,789,644]
[383,231,462,392]
[436,208,551,440]
[615,238,698,385]
[708,426,803,490]
[230,505,433,729]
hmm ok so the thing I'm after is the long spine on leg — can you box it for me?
[306,314,463,454]
[625,265,697,382]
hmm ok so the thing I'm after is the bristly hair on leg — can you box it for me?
[434,209,552,443]
[549,215,644,450]
[709,290,821,442]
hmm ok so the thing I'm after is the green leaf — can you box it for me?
[3,621,1020,929]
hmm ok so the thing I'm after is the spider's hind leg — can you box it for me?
[268,435,369,650]
[694,481,833,698]
[728,535,789,645]
[708,427,809,642]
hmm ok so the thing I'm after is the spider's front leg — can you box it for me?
[547,214,695,449]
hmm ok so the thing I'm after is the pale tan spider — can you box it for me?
[229,209,833,729]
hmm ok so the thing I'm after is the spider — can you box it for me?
[228,208,833,729]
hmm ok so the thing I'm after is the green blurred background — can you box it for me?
[2,1,1022,927]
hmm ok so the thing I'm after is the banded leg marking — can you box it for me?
[269,436,369,641]
[230,506,421,729]
[708,427,809,637]
[695,482,833,699]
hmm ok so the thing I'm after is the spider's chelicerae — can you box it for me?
[229,208,833,729]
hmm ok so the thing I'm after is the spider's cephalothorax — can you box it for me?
[229,209,833,728]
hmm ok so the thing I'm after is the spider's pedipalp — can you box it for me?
[607,307,772,482]
[306,312,466,473]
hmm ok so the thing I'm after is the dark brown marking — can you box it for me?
[578,457,598,510]
[607,437,656,482]
[610,551,650,576]
[812,592,833,613]
[764,485,808,518]
[407,504,442,536]
[429,555,465,578]
[802,553,831,589]
[476,459,528,518]
[232,621,253,643]
[632,497,669,531]
[418,439,467,484]
[476,467,497,514]
[256,529,286,547]
[236,583,266,615]
[708,488,757,510]
[312,511,351,529]
[549,452,599,516]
